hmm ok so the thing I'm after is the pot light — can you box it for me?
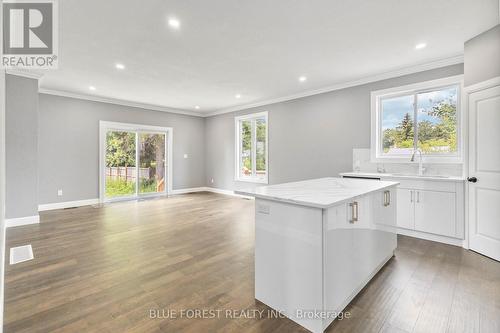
[235,94,241,99]
[195,105,200,110]
[168,18,181,29]
[115,63,125,70]
[415,42,427,50]
[299,76,307,82]
[89,86,96,91]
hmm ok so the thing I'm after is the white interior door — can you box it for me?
[468,84,500,261]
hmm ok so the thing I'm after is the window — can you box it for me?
[235,112,268,183]
[371,76,463,162]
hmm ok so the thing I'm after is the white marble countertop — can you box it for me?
[235,177,399,209]
[339,171,465,182]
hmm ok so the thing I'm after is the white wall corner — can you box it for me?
[5,215,40,228]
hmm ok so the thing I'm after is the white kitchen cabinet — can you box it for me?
[414,190,456,237]
[388,179,464,243]
[240,178,398,333]
[396,188,414,230]
[340,173,465,246]
[373,188,397,227]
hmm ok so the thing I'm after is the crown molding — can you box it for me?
[5,69,44,80]
[38,88,205,117]
[205,55,464,117]
[36,54,463,118]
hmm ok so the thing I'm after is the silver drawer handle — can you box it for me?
[349,201,359,223]
[383,190,391,207]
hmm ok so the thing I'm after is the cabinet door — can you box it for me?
[373,188,397,227]
[414,190,456,237]
[396,189,414,230]
[325,203,355,316]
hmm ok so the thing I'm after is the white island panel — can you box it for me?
[239,178,398,333]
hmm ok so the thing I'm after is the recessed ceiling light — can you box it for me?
[415,42,427,50]
[168,18,181,29]
[195,105,200,110]
[115,63,125,70]
[235,94,241,99]
[89,86,96,91]
[299,76,307,82]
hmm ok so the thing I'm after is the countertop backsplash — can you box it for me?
[352,148,463,177]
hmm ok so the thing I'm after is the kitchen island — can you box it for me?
[236,177,399,333]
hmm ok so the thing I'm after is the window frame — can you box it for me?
[234,111,269,183]
[370,75,464,163]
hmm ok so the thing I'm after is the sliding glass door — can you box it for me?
[100,122,172,202]
[138,133,166,195]
[105,130,137,199]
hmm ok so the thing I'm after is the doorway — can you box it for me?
[467,83,500,261]
[99,121,173,202]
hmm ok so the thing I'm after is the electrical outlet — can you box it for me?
[183,153,188,159]
[210,178,214,184]
[57,189,63,196]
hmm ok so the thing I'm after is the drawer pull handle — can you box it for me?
[383,190,391,207]
[349,201,359,223]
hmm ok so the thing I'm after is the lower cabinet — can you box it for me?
[388,179,464,240]
[396,188,414,230]
[414,190,456,237]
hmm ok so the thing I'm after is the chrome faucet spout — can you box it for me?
[411,149,424,175]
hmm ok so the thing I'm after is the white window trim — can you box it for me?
[234,111,269,184]
[99,121,173,203]
[370,75,464,164]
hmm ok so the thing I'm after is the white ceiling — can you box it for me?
[38,0,499,115]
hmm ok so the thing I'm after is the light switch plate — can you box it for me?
[57,189,63,196]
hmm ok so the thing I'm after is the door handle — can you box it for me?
[416,191,420,203]
[467,177,478,183]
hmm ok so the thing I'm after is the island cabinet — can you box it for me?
[238,178,398,333]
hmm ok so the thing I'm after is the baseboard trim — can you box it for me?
[37,187,253,212]
[5,215,40,228]
[396,227,465,248]
[171,187,210,195]
[38,198,99,212]
[205,187,254,198]
[171,186,254,199]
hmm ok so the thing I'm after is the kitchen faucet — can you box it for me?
[410,148,425,175]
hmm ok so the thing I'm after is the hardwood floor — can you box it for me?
[4,192,500,333]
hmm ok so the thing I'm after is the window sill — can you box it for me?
[371,155,463,164]
[235,177,268,184]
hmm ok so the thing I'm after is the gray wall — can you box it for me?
[0,62,6,331]
[5,74,39,218]
[205,64,464,191]
[464,24,500,86]
[38,94,205,204]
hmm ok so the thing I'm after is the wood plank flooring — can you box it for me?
[4,192,500,333]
